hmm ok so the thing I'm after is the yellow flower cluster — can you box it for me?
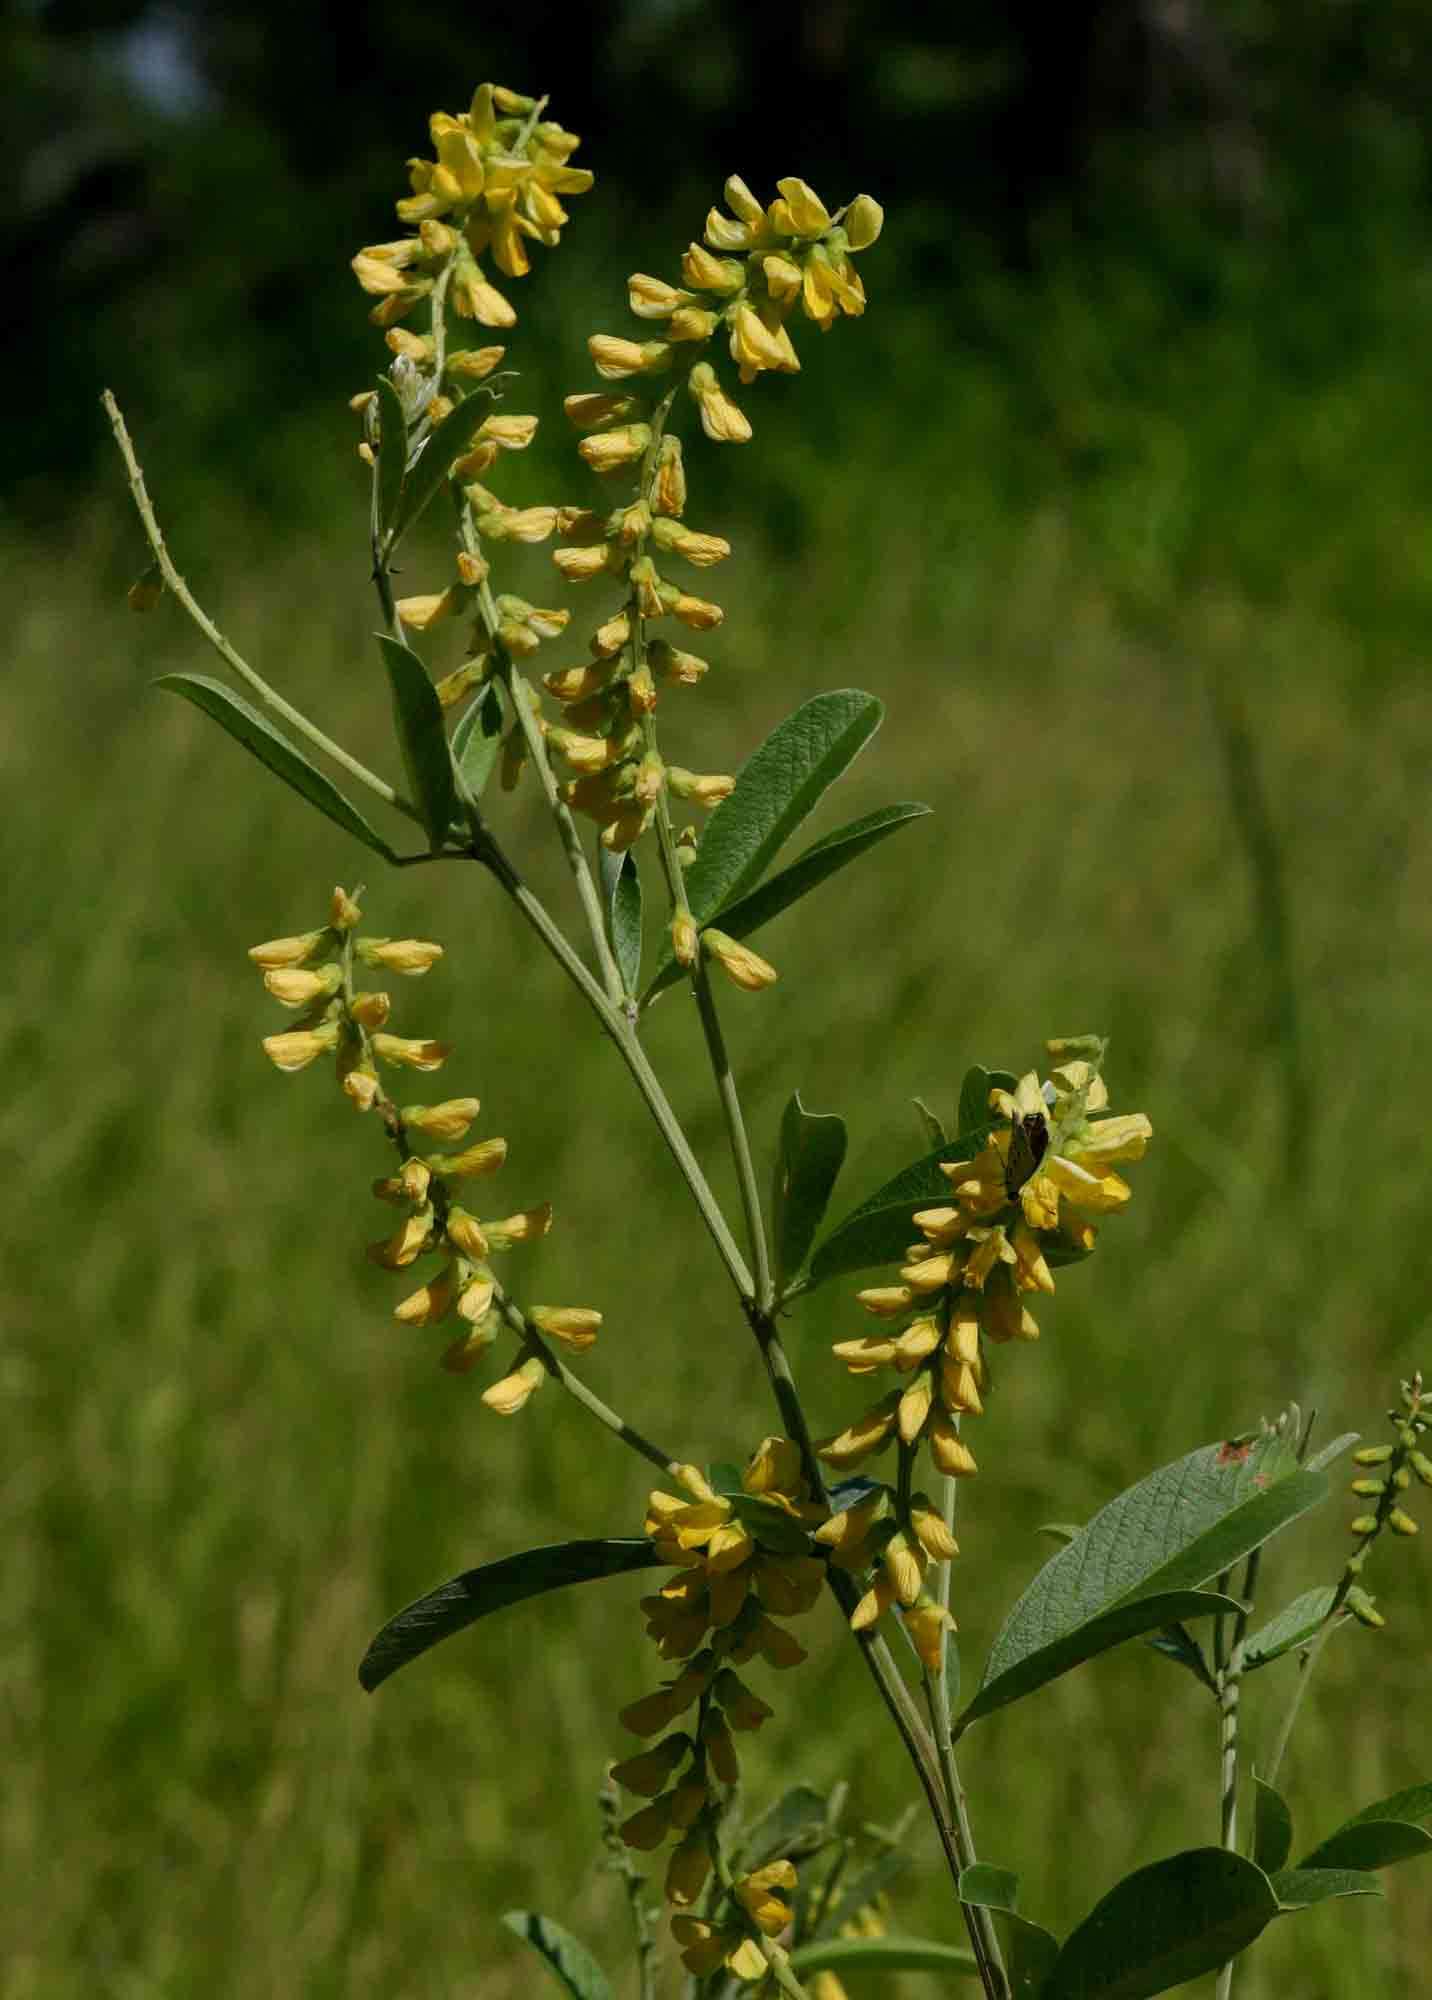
[351,83,591,334]
[613,1440,823,1976]
[541,175,880,857]
[251,887,593,1400]
[816,1050,1151,1649]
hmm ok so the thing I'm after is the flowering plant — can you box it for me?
[106,81,1431,2000]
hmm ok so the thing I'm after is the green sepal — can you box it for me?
[358,1538,663,1691]
[155,673,400,861]
[377,635,459,849]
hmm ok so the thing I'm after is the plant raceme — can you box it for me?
[106,79,1430,2000]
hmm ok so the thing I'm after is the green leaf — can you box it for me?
[1252,1777,1294,1874]
[598,848,642,998]
[386,390,494,549]
[1269,1869,1383,1910]
[913,1096,948,1147]
[957,1589,1242,1734]
[961,1435,1327,1732]
[452,682,504,798]
[374,376,408,541]
[1143,1621,1217,1693]
[376,636,458,849]
[958,1066,1016,1133]
[723,1493,816,1555]
[359,1539,662,1691]
[642,800,931,1003]
[1244,1586,1338,1670]
[1304,1431,1360,1474]
[738,1785,831,1868]
[1343,1780,1432,1830]
[155,674,399,861]
[772,1092,848,1291]
[959,1867,1060,1998]
[966,1435,1326,1733]
[788,1936,979,1981]
[817,1847,911,1939]
[1298,1821,1432,1871]
[806,1124,991,1289]
[679,690,883,925]
[501,1913,612,2000]
[1043,1849,1278,1999]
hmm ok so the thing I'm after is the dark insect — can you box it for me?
[1004,1111,1050,1198]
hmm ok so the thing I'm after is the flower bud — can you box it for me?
[687,361,751,443]
[620,1794,676,1850]
[393,1266,458,1326]
[843,193,884,249]
[1388,1508,1419,1536]
[703,929,777,992]
[428,1137,508,1179]
[589,334,672,379]
[775,177,832,236]
[628,272,693,319]
[669,767,734,805]
[653,435,687,517]
[529,1305,602,1352]
[666,306,721,343]
[665,1833,712,1906]
[672,912,699,967]
[483,1204,553,1249]
[611,1733,691,1796]
[909,1494,960,1561]
[579,424,651,473]
[261,1023,340,1072]
[371,1034,451,1071]
[348,990,391,1030]
[903,1596,957,1673]
[444,1207,490,1259]
[248,929,328,970]
[563,391,640,430]
[446,344,505,380]
[403,1096,480,1141]
[481,1354,547,1416]
[263,963,341,1009]
[681,244,743,292]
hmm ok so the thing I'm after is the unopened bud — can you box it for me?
[481,1354,547,1416]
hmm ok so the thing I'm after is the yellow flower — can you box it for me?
[529,1305,602,1351]
[702,929,777,992]
[371,1034,451,1071]
[357,937,444,976]
[402,1097,480,1140]
[261,1023,340,1072]
[480,1353,547,1415]
[687,361,752,443]
[248,930,327,969]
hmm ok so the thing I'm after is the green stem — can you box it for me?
[1213,1550,1261,2000]
[1263,1620,1336,1791]
[102,391,422,825]
[470,831,755,1301]
[489,1284,680,1478]
[689,958,775,1310]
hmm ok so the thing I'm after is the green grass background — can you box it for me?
[8,213,1432,1998]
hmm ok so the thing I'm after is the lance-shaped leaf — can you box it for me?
[959,1436,1328,1732]
[385,389,495,549]
[452,682,505,798]
[1043,1849,1278,1999]
[678,689,883,927]
[737,1785,831,1869]
[373,376,408,542]
[1299,1810,1432,1872]
[913,1096,948,1147]
[1269,1869,1382,1909]
[1252,1777,1294,1874]
[359,1539,662,1691]
[805,1126,991,1289]
[788,1936,978,1981]
[816,1846,911,1939]
[773,1092,848,1291]
[598,848,643,998]
[377,636,458,848]
[960,1867,1060,1999]
[501,1913,612,2000]
[642,800,930,1003]
[1244,1585,1339,1671]
[156,674,400,861]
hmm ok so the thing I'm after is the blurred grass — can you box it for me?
[8,248,1432,1998]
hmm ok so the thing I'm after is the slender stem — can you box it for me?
[690,960,775,1309]
[919,1469,1007,1998]
[599,1774,658,2000]
[1213,1549,1261,2000]
[471,832,755,1301]
[1263,1620,1336,1790]
[490,1285,680,1478]
[102,391,422,824]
